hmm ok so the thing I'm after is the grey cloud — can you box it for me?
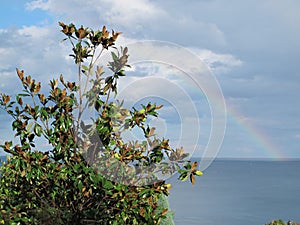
[1,0,299,158]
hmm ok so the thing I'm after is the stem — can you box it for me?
[78,61,82,111]
[68,36,76,49]
[82,47,106,115]
[105,86,112,108]
[75,46,105,142]
[75,61,82,153]
[91,47,105,68]
[30,91,50,133]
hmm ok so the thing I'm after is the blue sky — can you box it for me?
[1,0,51,27]
[0,0,300,160]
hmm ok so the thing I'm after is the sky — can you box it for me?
[0,0,299,161]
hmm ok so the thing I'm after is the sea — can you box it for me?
[168,159,300,225]
[1,156,300,225]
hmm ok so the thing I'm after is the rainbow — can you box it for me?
[227,103,285,159]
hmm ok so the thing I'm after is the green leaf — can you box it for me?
[12,120,19,130]
[179,171,188,181]
[105,76,113,84]
[116,70,126,76]
[82,65,89,71]
[18,93,31,97]
[111,51,118,61]
[41,109,49,120]
[103,179,113,189]
[34,124,42,136]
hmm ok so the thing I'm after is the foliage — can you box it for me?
[266,220,287,225]
[265,220,300,225]
[0,22,202,224]
[157,194,174,225]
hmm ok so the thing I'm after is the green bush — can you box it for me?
[0,22,202,224]
[265,220,300,225]
[157,194,174,225]
[266,220,287,225]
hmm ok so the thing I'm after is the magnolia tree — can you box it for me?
[0,22,202,225]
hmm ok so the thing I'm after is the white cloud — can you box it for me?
[26,0,51,11]
[101,0,166,26]
[0,24,75,91]
[25,0,227,48]
[26,0,166,30]
[192,49,243,74]
[2,0,299,159]
[18,25,51,39]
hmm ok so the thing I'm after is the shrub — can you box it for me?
[0,22,202,224]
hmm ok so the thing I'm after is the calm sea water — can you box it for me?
[1,157,299,224]
[168,159,300,225]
